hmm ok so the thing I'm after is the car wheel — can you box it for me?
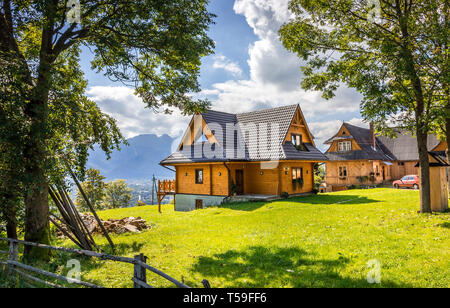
[394,184,399,189]
[413,184,419,190]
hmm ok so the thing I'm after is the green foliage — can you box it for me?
[314,164,325,189]
[103,180,133,209]
[279,0,447,133]
[75,171,134,211]
[53,189,449,288]
[136,200,147,207]
[75,169,107,212]
[0,0,215,248]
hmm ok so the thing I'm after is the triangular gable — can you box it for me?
[283,105,316,147]
[325,123,362,153]
[431,140,447,152]
[177,114,219,150]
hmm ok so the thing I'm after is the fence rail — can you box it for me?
[0,237,196,288]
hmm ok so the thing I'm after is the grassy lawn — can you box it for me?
[6,188,448,288]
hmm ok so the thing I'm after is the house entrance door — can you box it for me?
[235,170,244,195]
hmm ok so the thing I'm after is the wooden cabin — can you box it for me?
[324,123,447,190]
[160,104,328,211]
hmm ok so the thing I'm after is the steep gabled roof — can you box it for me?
[161,104,328,165]
[326,123,394,161]
[325,123,444,162]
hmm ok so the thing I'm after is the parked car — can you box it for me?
[392,175,420,189]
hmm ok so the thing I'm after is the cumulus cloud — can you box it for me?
[212,54,243,77]
[87,0,364,148]
[202,0,362,122]
[87,86,189,139]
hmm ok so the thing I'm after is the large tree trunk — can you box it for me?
[2,195,18,240]
[416,128,431,213]
[5,207,17,240]
[446,117,450,199]
[23,60,52,259]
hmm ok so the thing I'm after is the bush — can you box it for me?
[311,188,319,195]
[136,200,146,207]
[281,192,289,199]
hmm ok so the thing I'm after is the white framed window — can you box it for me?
[291,134,302,146]
[338,141,352,152]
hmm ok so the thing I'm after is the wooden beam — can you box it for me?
[209,165,213,195]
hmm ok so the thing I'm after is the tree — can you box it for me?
[280,0,448,213]
[75,168,106,212]
[0,0,214,253]
[0,46,123,255]
[103,180,133,209]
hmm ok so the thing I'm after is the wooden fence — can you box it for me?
[0,237,198,288]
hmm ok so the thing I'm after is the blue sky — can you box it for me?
[81,0,366,151]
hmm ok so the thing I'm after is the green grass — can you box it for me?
[6,188,450,288]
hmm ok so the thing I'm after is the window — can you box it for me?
[291,134,302,146]
[292,167,303,180]
[338,141,352,152]
[339,166,347,177]
[292,134,307,151]
[195,169,203,184]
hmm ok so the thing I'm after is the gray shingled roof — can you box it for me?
[326,124,443,162]
[326,123,394,161]
[160,104,328,165]
[377,130,441,161]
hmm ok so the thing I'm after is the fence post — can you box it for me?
[8,240,18,277]
[133,253,147,288]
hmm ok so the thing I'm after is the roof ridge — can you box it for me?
[236,103,298,116]
[202,109,236,116]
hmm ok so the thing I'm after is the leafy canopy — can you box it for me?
[279,0,448,133]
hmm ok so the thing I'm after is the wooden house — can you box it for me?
[160,104,328,211]
[324,123,447,189]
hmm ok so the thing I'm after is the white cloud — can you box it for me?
[212,54,243,77]
[87,86,188,139]
[87,0,364,148]
[201,0,362,125]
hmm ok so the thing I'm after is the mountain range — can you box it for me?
[87,134,176,182]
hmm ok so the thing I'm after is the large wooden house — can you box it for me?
[324,122,447,189]
[160,104,328,211]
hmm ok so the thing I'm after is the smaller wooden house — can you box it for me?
[415,153,449,212]
[160,104,328,211]
[324,123,447,189]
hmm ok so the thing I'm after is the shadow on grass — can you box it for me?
[9,240,146,288]
[439,222,450,229]
[219,194,380,212]
[191,246,411,288]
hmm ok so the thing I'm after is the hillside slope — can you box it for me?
[58,189,450,288]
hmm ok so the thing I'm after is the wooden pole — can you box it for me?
[7,241,18,277]
[133,253,147,288]
[67,167,115,252]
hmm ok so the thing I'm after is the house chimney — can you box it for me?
[369,122,376,150]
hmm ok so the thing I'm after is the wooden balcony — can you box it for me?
[157,180,176,213]
[158,180,176,194]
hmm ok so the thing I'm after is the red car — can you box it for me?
[393,175,420,189]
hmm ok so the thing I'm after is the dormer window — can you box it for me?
[292,134,307,151]
[338,141,352,152]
